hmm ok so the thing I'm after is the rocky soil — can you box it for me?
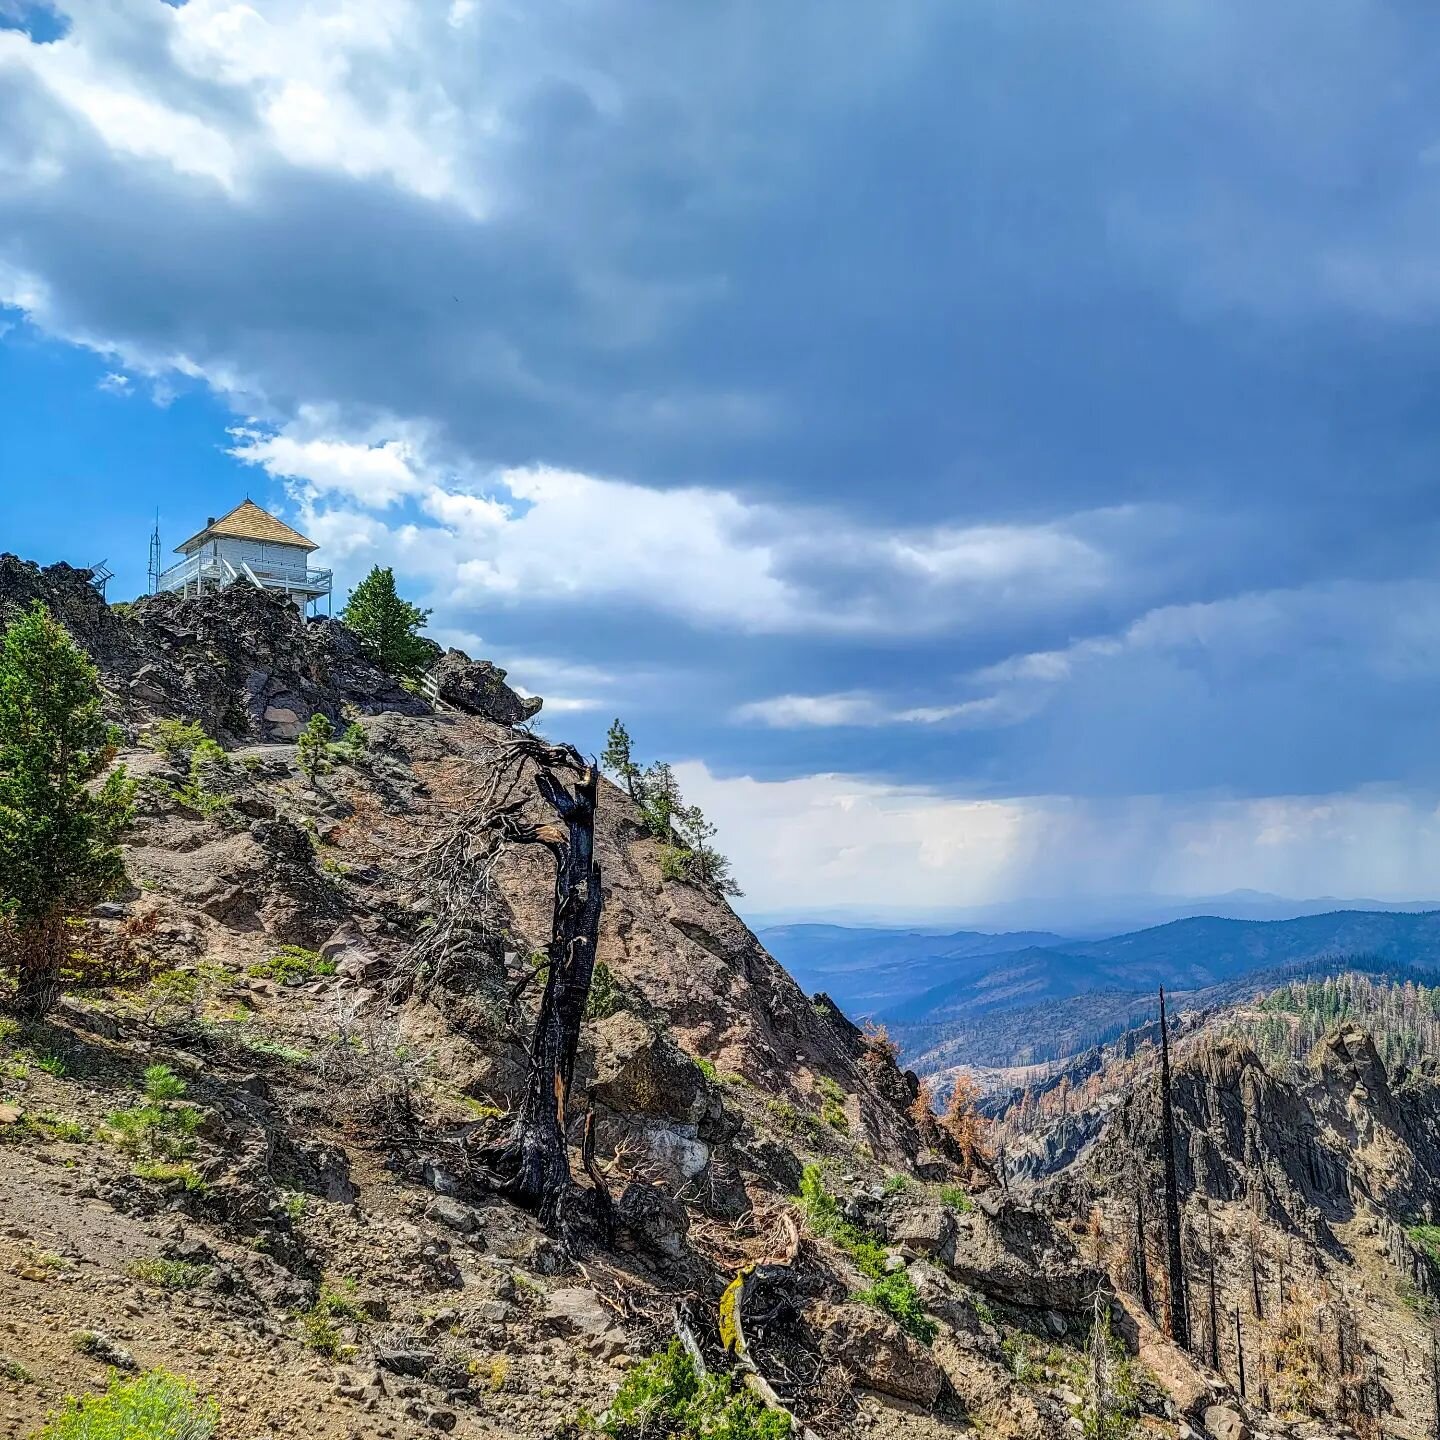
[0,559,1392,1440]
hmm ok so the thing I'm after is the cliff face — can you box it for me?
[0,563,1150,1440]
[1025,1015,1440,1439]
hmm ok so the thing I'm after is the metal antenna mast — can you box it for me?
[147,512,162,595]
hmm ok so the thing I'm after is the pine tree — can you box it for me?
[340,567,433,681]
[0,603,135,1018]
[1159,987,1191,1350]
[602,724,741,896]
[601,718,639,798]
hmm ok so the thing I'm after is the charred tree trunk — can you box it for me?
[1248,1229,1263,1320]
[477,751,605,1231]
[1430,1329,1439,1440]
[1133,1177,1153,1317]
[1206,1201,1220,1371]
[1159,987,1191,1350]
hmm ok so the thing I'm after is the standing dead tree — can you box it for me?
[1133,1164,1153,1317]
[476,743,605,1230]
[1159,986,1192,1351]
[393,736,607,1232]
[1205,1200,1221,1370]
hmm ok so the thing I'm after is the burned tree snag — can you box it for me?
[470,744,605,1230]
[1159,987,1191,1350]
[1430,1328,1439,1439]
[1133,1173,1153,1317]
[1248,1223,1263,1320]
[1205,1201,1220,1370]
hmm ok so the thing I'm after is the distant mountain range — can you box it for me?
[748,888,1440,939]
[757,922,1069,1015]
[759,907,1440,1069]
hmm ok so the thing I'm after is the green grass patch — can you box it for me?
[133,1160,207,1193]
[797,1163,936,1344]
[938,1184,974,1213]
[852,1272,937,1344]
[126,1257,211,1290]
[247,946,335,986]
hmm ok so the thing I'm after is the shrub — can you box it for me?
[142,1064,187,1101]
[599,1340,790,1438]
[143,719,209,759]
[170,739,235,817]
[0,603,135,1018]
[299,1289,360,1360]
[247,946,335,986]
[35,1369,219,1440]
[37,1054,69,1079]
[765,1098,824,1144]
[584,959,624,1019]
[816,1076,848,1131]
[105,1067,200,1164]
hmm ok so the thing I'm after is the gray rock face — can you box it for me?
[429,649,542,724]
[426,1196,483,1235]
[615,1180,689,1258]
[947,1197,1099,1311]
[582,1012,705,1123]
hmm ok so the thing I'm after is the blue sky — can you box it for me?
[5,0,1440,917]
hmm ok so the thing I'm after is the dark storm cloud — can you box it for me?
[6,0,1440,821]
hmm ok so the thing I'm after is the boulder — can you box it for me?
[616,1181,690,1258]
[1202,1406,1250,1440]
[1112,1292,1224,1418]
[543,1287,628,1360]
[426,1195,483,1236]
[582,1012,705,1123]
[947,1199,1098,1311]
[429,649,542,725]
[320,920,389,986]
[888,1204,955,1260]
[812,1302,943,1406]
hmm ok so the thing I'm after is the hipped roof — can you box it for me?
[175,500,318,554]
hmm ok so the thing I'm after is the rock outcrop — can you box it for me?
[0,555,541,743]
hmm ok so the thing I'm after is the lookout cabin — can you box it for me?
[156,500,332,613]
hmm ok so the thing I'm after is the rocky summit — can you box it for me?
[0,558,1428,1440]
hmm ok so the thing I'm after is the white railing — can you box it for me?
[157,553,332,596]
